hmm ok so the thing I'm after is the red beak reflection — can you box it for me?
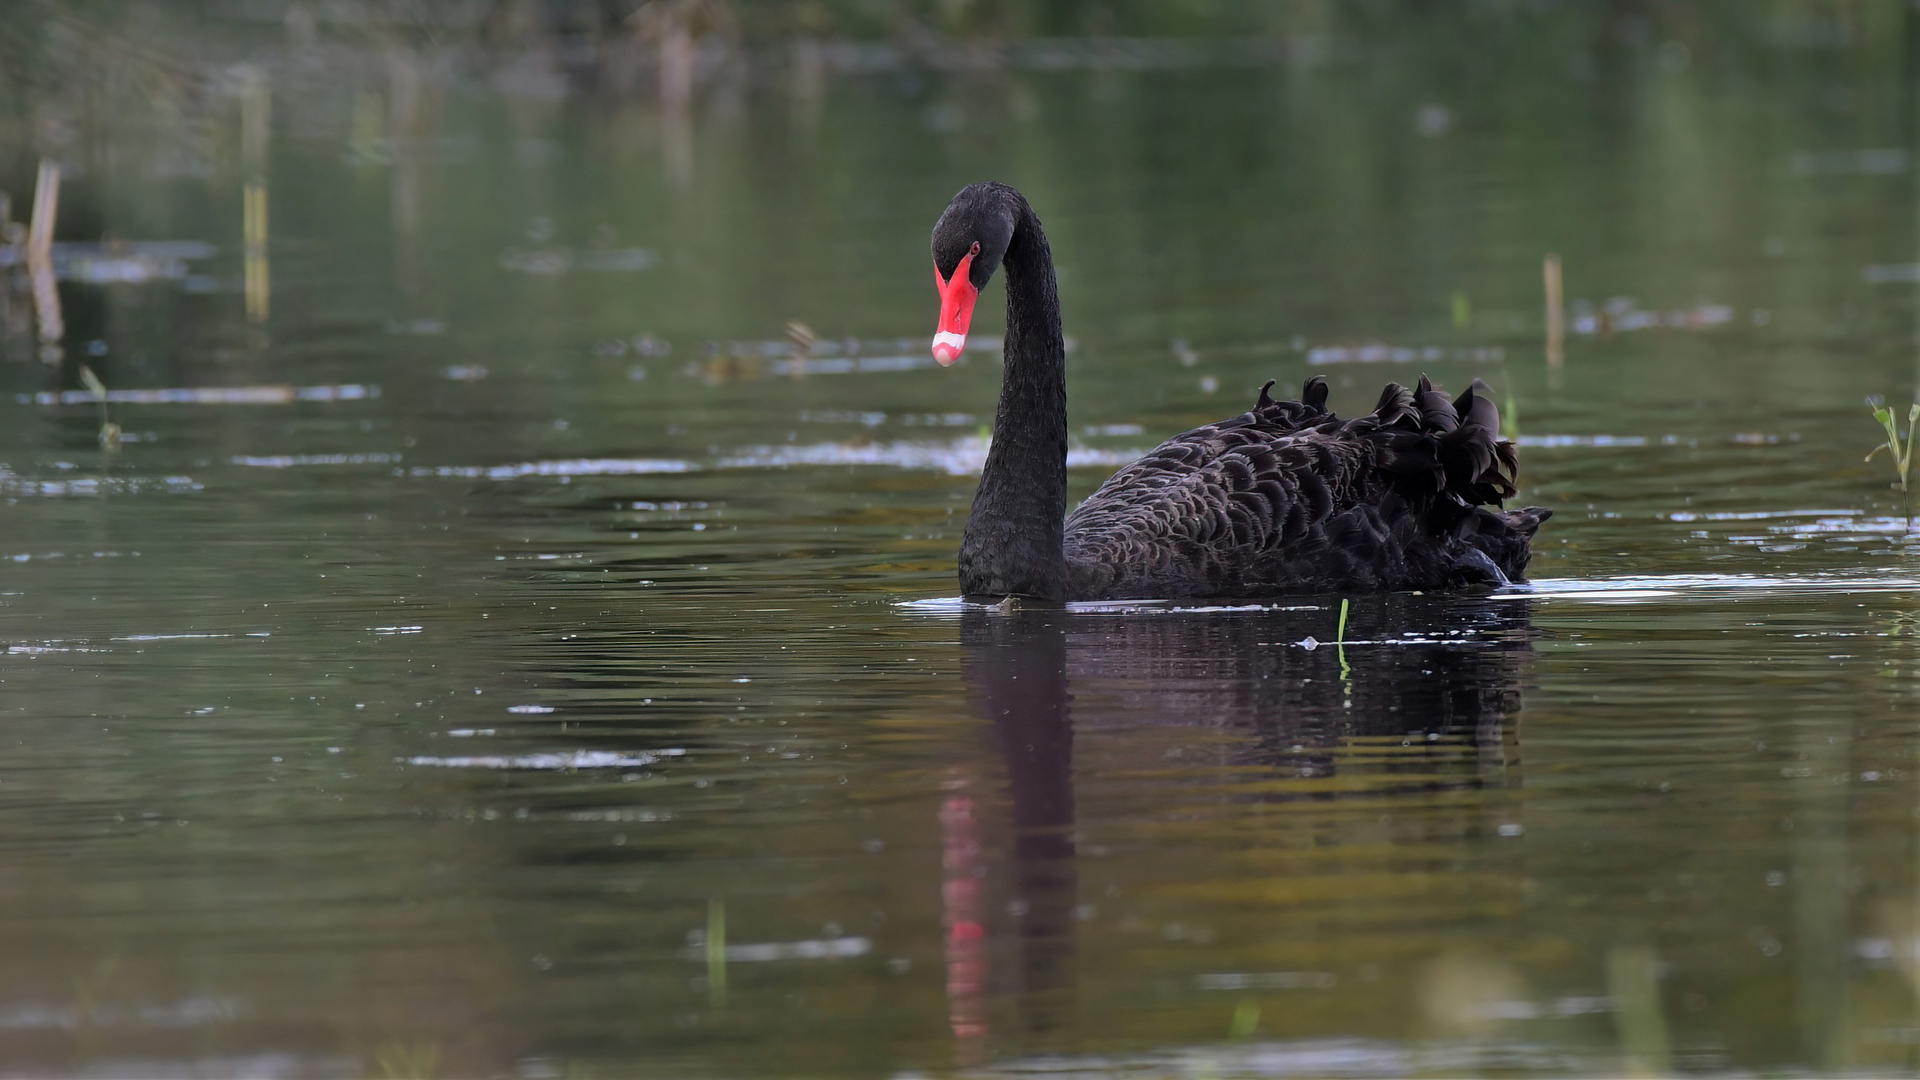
[932,247,979,366]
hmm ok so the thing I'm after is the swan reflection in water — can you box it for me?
[941,595,1537,1063]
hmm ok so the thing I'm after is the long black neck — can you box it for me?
[958,199,1069,600]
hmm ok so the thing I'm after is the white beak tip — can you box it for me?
[932,331,967,366]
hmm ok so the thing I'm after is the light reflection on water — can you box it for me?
[0,3,1919,1077]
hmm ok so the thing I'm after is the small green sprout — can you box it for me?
[1866,395,1919,490]
[77,365,121,451]
[373,1040,441,1080]
[1229,998,1260,1038]
[1865,395,1918,530]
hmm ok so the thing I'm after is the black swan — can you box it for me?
[929,181,1551,601]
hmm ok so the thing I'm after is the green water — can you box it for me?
[4,4,1920,1076]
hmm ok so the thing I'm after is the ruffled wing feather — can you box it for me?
[1063,375,1549,599]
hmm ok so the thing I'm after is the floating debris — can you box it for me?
[229,437,1142,480]
[0,474,201,496]
[1865,264,1920,284]
[728,335,1007,359]
[403,749,685,770]
[1305,343,1504,366]
[22,384,378,406]
[1792,148,1908,176]
[2,550,139,563]
[800,409,889,427]
[680,333,1059,383]
[1197,971,1337,991]
[0,240,216,284]
[229,438,1142,480]
[0,997,243,1031]
[1415,103,1453,137]
[1570,298,1736,335]
[719,437,1143,477]
[6,640,113,655]
[681,936,872,963]
[776,354,946,376]
[499,248,656,274]
[817,35,1326,74]
[420,458,697,480]
[1515,434,1647,447]
[595,333,674,358]
[230,453,402,467]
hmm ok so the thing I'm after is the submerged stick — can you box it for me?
[1543,253,1564,373]
[26,159,62,349]
[242,69,271,325]
[244,181,269,324]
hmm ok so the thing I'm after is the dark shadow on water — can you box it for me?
[961,607,1078,1049]
[954,595,1536,1057]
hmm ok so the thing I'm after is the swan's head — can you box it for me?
[930,183,1016,366]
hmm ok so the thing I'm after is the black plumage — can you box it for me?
[1063,373,1549,599]
[932,182,1550,602]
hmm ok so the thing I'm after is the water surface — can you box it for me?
[3,6,1920,1076]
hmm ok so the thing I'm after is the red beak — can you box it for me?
[932,246,979,366]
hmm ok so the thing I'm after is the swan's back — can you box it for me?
[1063,376,1549,600]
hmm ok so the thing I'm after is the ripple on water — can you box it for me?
[226,439,1144,479]
[1518,571,1920,600]
[903,571,1920,611]
[963,1036,1652,1078]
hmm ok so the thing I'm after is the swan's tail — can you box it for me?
[1372,375,1521,508]
[1247,375,1332,428]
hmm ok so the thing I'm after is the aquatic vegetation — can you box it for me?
[1228,999,1260,1038]
[373,1040,441,1080]
[1865,395,1918,489]
[1336,591,1351,676]
[1864,395,1918,526]
[707,897,728,1007]
[1605,946,1672,1075]
[75,365,120,451]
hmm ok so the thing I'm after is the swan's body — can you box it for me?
[930,181,1549,602]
